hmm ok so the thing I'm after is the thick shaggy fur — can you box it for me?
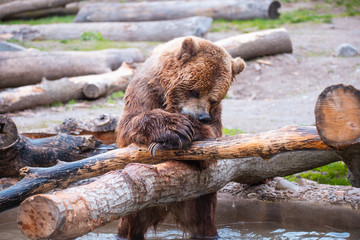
[116,36,245,239]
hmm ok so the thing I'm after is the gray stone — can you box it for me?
[0,41,26,51]
[334,43,358,57]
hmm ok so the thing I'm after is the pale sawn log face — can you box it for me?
[315,84,360,148]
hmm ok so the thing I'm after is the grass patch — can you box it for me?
[285,161,350,186]
[81,31,105,41]
[211,9,333,33]
[0,15,75,25]
[107,91,125,104]
[222,128,246,136]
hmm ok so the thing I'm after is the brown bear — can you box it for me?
[116,36,245,239]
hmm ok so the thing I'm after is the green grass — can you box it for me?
[285,161,350,186]
[0,15,75,25]
[211,9,333,33]
[107,91,125,103]
[222,128,246,136]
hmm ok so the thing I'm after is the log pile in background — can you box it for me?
[0,0,80,20]
[0,48,144,89]
[0,62,134,113]
[74,0,281,22]
[215,28,293,59]
[0,16,213,41]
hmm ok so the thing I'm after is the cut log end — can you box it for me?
[268,1,281,19]
[315,84,360,148]
[18,195,61,240]
[0,115,19,150]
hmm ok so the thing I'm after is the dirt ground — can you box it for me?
[6,4,360,134]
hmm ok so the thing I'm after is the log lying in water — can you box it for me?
[315,84,360,187]
[16,149,342,239]
[0,0,80,20]
[0,49,144,89]
[74,0,281,22]
[1,125,337,212]
[215,28,293,60]
[0,16,213,41]
[0,62,134,113]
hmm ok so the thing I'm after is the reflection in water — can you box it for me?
[75,221,358,240]
[0,220,357,240]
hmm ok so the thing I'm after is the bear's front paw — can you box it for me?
[148,115,194,156]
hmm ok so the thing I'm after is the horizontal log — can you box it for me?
[215,28,293,60]
[0,49,144,89]
[0,62,134,113]
[0,16,213,41]
[3,6,78,20]
[0,115,114,177]
[0,125,334,212]
[17,150,341,239]
[74,0,281,22]
[0,0,80,20]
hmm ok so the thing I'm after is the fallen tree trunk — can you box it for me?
[74,0,281,22]
[0,49,144,89]
[0,0,80,20]
[3,5,78,20]
[0,125,337,212]
[0,115,114,177]
[0,62,134,113]
[22,114,119,144]
[0,16,212,42]
[215,28,293,60]
[16,150,342,239]
[315,84,360,187]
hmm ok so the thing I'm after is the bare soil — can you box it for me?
[5,14,360,134]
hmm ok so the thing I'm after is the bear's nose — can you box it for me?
[198,112,211,123]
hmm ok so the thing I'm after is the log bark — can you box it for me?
[0,49,145,89]
[0,125,337,212]
[0,16,213,41]
[74,0,281,22]
[0,62,134,113]
[0,0,80,20]
[16,150,341,240]
[0,115,114,177]
[3,6,78,20]
[315,84,360,187]
[22,114,119,144]
[215,28,293,60]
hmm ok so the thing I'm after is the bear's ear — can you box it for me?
[177,37,197,63]
[231,57,246,75]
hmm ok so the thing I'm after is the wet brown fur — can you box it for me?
[116,36,245,239]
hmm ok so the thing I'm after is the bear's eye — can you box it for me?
[210,100,219,105]
[189,90,200,98]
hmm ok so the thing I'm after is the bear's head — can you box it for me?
[152,36,245,122]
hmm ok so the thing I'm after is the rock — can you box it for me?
[334,43,358,57]
[0,41,26,51]
[274,177,300,191]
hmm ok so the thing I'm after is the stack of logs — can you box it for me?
[0,84,359,239]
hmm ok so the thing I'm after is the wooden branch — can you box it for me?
[0,115,114,177]
[315,84,360,187]
[0,16,213,42]
[74,0,281,22]
[0,49,144,89]
[0,0,80,20]
[17,150,341,239]
[0,125,336,212]
[215,28,293,60]
[0,62,134,113]
[21,114,119,145]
